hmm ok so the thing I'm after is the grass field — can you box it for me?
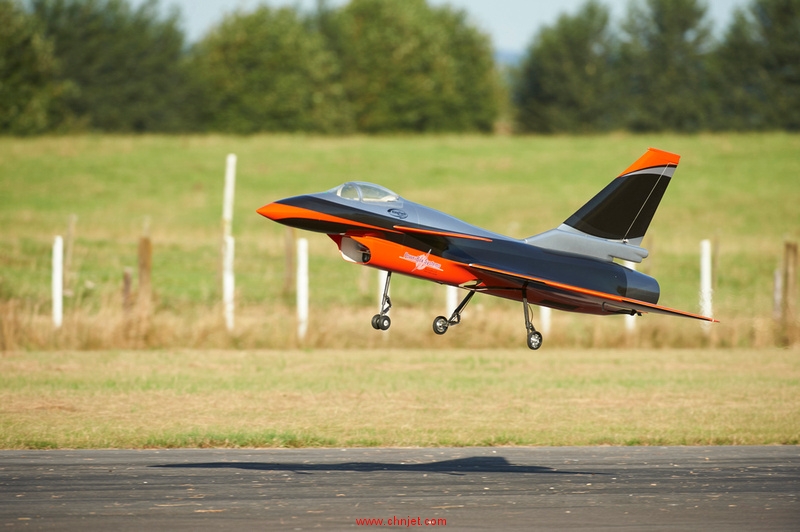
[1,133,799,349]
[1,348,797,449]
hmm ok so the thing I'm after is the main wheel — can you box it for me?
[371,314,381,330]
[527,331,543,350]
[432,316,449,335]
[378,315,391,331]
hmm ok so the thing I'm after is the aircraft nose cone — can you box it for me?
[256,202,282,220]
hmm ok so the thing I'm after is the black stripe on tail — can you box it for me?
[564,165,674,242]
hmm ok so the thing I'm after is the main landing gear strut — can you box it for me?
[432,290,475,335]
[371,272,392,331]
[523,294,543,350]
[371,274,543,350]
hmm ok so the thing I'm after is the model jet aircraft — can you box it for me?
[257,147,716,349]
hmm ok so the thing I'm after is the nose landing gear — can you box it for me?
[371,271,392,331]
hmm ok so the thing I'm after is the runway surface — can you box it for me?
[1,446,797,530]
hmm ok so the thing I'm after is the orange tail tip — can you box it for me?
[618,147,680,177]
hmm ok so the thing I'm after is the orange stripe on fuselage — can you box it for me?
[618,148,680,177]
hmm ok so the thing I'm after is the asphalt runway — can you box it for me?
[1,446,797,530]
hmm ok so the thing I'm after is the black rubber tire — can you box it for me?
[527,331,543,350]
[432,316,449,335]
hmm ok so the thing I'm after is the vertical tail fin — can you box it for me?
[564,148,680,244]
[526,148,680,262]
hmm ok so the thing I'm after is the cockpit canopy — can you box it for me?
[331,182,401,203]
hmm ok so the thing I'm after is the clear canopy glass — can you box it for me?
[331,182,400,203]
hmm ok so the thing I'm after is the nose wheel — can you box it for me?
[371,314,391,331]
[371,271,392,331]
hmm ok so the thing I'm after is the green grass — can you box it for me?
[1,133,799,349]
[1,348,797,448]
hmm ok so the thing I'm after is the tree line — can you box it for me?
[1,0,798,135]
[514,0,800,133]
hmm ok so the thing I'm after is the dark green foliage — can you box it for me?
[514,1,614,133]
[514,0,800,133]
[712,0,800,130]
[189,6,353,134]
[616,0,714,132]
[711,10,770,130]
[29,0,191,132]
[434,7,501,132]
[331,0,498,132]
[3,0,798,134]
[0,0,65,134]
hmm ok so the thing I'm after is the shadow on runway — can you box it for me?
[152,456,602,476]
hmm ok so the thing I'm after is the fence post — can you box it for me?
[773,268,783,321]
[297,238,309,342]
[221,154,236,331]
[782,241,798,344]
[222,154,236,240]
[539,306,551,336]
[446,285,458,317]
[123,267,133,313]
[700,239,713,330]
[52,236,63,329]
[223,235,235,332]
[63,214,76,296]
[138,231,152,311]
[283,227,296,297]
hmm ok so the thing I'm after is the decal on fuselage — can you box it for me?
[400,250,443,272]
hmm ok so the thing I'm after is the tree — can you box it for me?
[433,6,500,132]
[513,0,615,133]
[330,0,498,132]
[190,5,352,133]
[616,0,714,132]
[712,0,800,130]
[0,0,65,134]
[29,0,191,132]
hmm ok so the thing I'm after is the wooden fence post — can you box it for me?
[782,241,798,344]
[52,236,63,329]
[138,218,152,314]
[773,268,783,321]
[123,267,133,313]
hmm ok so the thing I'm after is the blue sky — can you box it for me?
[135,0,751,52]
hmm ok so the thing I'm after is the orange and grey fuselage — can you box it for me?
[257,148,716,349]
